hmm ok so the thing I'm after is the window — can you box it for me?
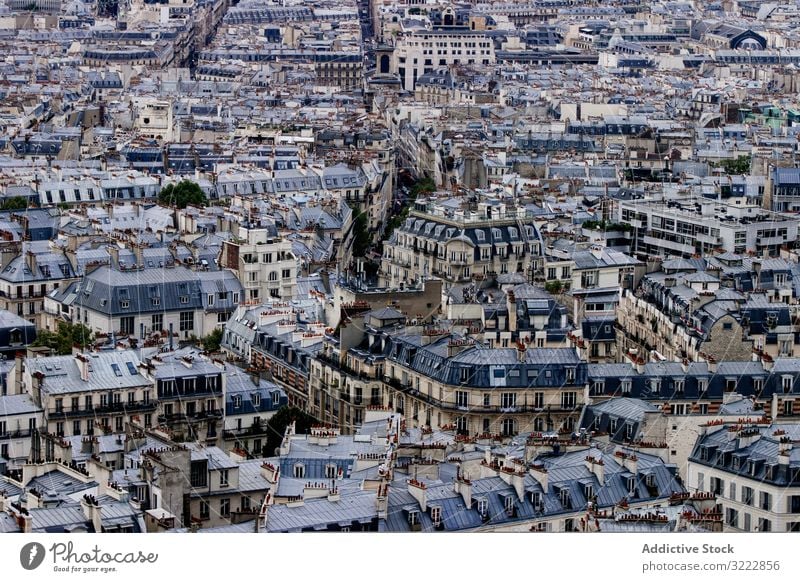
[760,491,772,511]
[483,393,490,407]
[293,463,305,478]
[456,391,468,408]
[501,418,515,436]
[220,498,230,517]
[408,511,419,526]
[325,464,337,479]
[561,392,577,409]
[179,311,194,332]
[72,420,81,435]
[710,476,724,495]
[501,393,516,409]
[233,395,242,409]
[758,518,771,532]
[219,469,229,487]
[430,506,442,527]
[742,486,754,506]
[152,313,163,331]
[111,363,122,377]
[534,392,544,408]
[252,392,261,407]
[200,501,209,520]
[726,508,739,528]
[190,461,208,488]
[504,495,515,515]
[477,498,488,516]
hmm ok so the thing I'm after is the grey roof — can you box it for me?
[62,265,242,316]
[27,350,150,395]
[0,393,42,416]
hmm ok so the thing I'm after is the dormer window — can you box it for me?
[430,505,442,527]
[293,463,305,478]
[531,491,542,509]
[408,510,419,526]
[477,498,488,516]
[325,464,337,479]
[559,488,570,508]
[627,477,637,495]
[504,495,515,515]
[584,484,594,500]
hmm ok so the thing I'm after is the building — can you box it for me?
[688,422,800,532]
[24,350,155,438]
[47,265,243,342]
[380,195,543,293]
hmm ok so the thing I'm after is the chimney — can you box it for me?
[76,353,90,382]
[133,245,143,268]
[407,479,427,512]
[12,354,24,396]
[20,514,32,533]
[25,250,37,276]
[528,464,548,493]
[507,291,517,334]
[618,450,638,474]
[589,245,603,260]
[584,454,605,484]
[376,482,389,518]
[516,340,526,362]
[80,495,103,533]
[260,462,279,485]
[453,468,472,509]
[108,245,120,268]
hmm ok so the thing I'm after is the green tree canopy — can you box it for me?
[263,406,317,457]
[202,327,224,352]
[30,322,94,355]
[157,181,208,209]
[0,196,29,211]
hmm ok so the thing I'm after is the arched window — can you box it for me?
[293,463,305,478]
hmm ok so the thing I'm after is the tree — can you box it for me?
[0,197,29,211]
[157,180,208,209]
[202,327,224,352]
[718,156,751,175]
[30,322,94,355]
[263,406,317,457]
[351,208,371,258]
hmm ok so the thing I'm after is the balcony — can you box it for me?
[0,429,34,440]
[55,402,157,418]
[160,409,223,424]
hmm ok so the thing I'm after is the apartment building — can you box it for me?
[218,222,297,302]
[391,29,496,90]
[48,265,242,342]
[619,197,799,258]
[24,350,156,438]
[688,423,800,532]
[380,196,543,292]
[145,351,225,443]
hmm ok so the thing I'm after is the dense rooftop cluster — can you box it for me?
[3,0,800,534]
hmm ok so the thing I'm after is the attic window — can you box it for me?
[430,506,442,527]
[584,484,594,500]
[120,300,130,309]
[559,488,570,508]
[504,495,515,515]
[293,463,305,478]
[111,363,122,377]
[531,491,542,509]
[477,497,488,516]
[408,510,419,526]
